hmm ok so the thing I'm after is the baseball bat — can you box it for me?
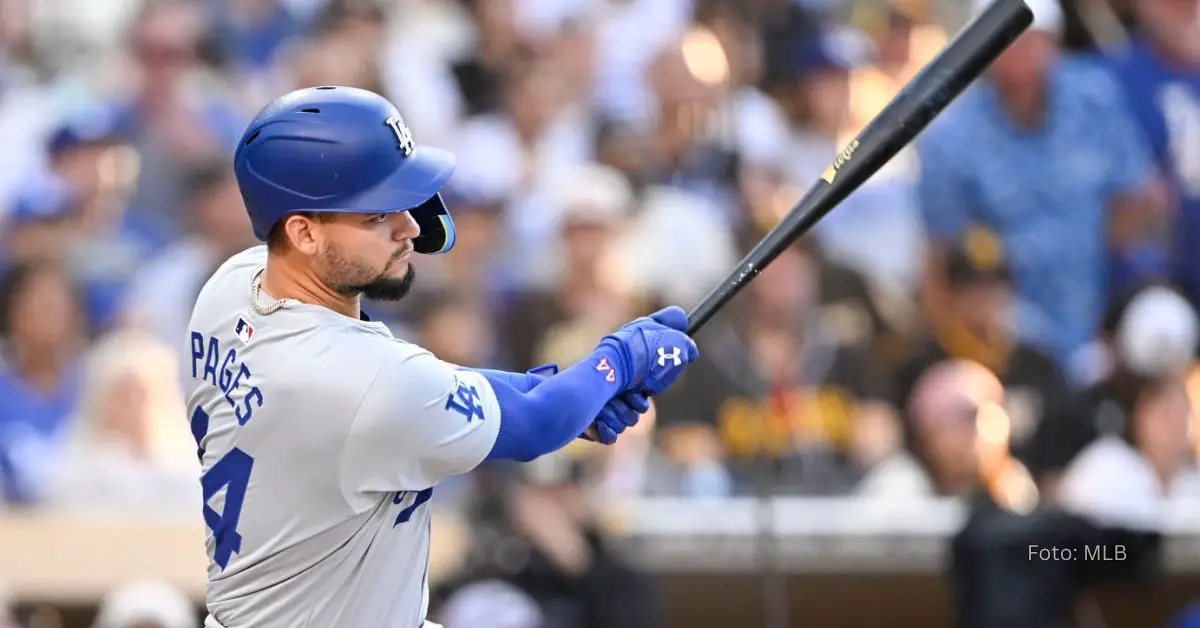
[585,0,1032,441]
[684,0,1034,335]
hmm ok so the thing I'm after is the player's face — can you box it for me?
[314,211,420,301]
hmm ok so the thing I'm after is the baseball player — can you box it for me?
[183,86,699,628]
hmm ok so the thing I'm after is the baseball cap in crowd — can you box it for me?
[790,24,876,77]
[91,579,197,628]
[46,105,126,157]
[1103,282,1200,378]
[5,173,77,228]
[438,579,543,628]
[946,227,1012,287]
[553,162,634,227]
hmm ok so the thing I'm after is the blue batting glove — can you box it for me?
[579,390,652,444]
[645,304,689,332]
[579,306,698,444]
[595,306,699,395]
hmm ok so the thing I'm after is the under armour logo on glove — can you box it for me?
[595,357,617,383]
[657,347,682,368]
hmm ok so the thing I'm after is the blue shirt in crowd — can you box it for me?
[1105,36,1200,302]
[917,56,1155,370]
[0,361,79,503]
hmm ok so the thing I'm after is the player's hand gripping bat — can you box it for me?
[584,0,1034,441]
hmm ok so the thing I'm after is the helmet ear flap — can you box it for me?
[410,193,456,255]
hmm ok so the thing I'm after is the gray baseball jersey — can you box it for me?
[183,246,498,628]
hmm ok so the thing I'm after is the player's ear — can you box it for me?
[284,215,320,255]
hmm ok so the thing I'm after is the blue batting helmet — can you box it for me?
[234,86,457,254]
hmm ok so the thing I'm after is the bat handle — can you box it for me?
[684,288,728,337]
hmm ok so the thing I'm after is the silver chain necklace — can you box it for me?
[251,269,298,316]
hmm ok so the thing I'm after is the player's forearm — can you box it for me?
[481,348,622,462]
[462,364,556,393]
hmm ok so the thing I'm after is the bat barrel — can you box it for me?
[684,0,1034,337]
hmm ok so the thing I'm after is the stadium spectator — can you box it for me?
[894,228,1071,470]
[276,13,382,98]
[0,260,86,505]
[0,0,55,229]
[1025,281,1200,501]
[826,0,945,296]
[587,0,696,127]
[438,453,661,628]
[638,28,741,226]
[917,0,1165,382]
[1,174,78,273]
[292,0,388,95]
[118,160,256,346]
[613,184,739,310]
[415,290,497,369]
[864,358,1012,499]
[778,23,929,299]
[109,0,246,231]
[1104,0,1200,318]
[849,0,947,126]
[947,285,1192,628]
[453,54,594,290]
[653,240,896,496]
[436,578,544,628]
[208,0,308,80]
[91,578,197,628]
[499,163,641,372]
[43,107,166,332]
[45,329,197,514]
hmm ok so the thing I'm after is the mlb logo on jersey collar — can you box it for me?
[235,317,255,344]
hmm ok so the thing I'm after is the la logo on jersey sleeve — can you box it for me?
[444,373,485,423]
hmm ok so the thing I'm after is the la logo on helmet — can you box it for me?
[384,116,415,156]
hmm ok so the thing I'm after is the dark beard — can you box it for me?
[321,242,417,302]
[356,264,416,302]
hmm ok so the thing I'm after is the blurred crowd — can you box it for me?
[4,0,1200,626]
